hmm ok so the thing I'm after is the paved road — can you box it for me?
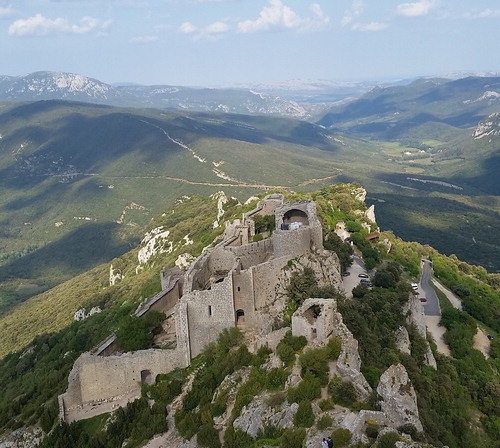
[419,259,440,316]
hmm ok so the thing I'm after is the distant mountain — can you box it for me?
[0,71,124,103]
[0,71,321,118]
[317,76,500,138]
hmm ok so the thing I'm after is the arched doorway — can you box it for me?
[236,309,245,326]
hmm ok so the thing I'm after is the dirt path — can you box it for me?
[430,278,490,358]
[431,279,462,309]
[473,328,491,359]
[424,315,451,357]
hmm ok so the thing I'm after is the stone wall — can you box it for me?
[232,268,256,327]
[292,299,336,344]
[228,238,273,269]
[59,348,187,422]
[272,227,313,259]
[185,276,236,358]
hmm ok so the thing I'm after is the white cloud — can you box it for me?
[342,0,364,26]
[237,0,329,33]
[8,14,112,36]
[205,21,229,34]
[180,20,230,40]
[352,21,388,32]
[179,21,197,34]
[396,0,435,17]
[465,9,500,19]
[130,35,159,43]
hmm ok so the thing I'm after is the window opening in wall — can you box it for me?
[208,305,212,316]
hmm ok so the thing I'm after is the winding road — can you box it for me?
[419,259,440,316]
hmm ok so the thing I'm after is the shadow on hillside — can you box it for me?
[0,108,185,189]
[366,188,500,272]
[451,153,500,195]
[0,221,139,297]
[175,113,338,151]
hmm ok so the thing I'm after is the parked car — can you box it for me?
[343,271,350,277]
[358,273,369,278]
[361,279,373,287]
[411,282,418,290]
[487,334,494,341]
[420,298,427,302]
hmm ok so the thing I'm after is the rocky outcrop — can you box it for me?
[395,326,411,355]
[0,427,42,448]
[404,296,437,368]
[233,394,298,438]
[377,364,423,432]
[330,309,372,400]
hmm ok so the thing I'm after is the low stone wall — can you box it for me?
[59,348,187,422]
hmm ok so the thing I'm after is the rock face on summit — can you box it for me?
[377,364,423,432]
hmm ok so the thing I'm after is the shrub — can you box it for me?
[288,373,321,403]
[300,347,329,385]
[294,400,314,428]
[317,414,333,430]
[326,337,342,360]
[267,367,289,390]
[319,398,335,411]
[222,426,254,448]
[280,428,306,448]
[266,391,287,408]
[329,377,357,407]
[116,316,151,352]
[197,424,221,448]
[352,283,369,298]
[331,428,352,447]
[377,431,400,448]
[175,408,201,440]
[365,422,379,439]
[276,341,296,366]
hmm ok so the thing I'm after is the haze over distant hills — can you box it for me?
[0,71,340,118]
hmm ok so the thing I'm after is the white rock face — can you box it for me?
[0,426,42,448]
[74,308,86,321]
[377,364,423,432]
[233,394,298,438]
[175,253,195,270]
[109,264,122,285]
[365,204,377,224]
[473,112,500,139]
[138,227,171,265]
[211,191,228,228]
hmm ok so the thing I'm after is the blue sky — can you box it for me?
[1,0,499,86]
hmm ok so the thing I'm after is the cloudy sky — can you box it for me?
[1,0,499,86]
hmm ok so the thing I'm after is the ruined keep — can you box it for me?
[59,194,337,422]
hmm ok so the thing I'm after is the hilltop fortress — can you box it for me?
[59,194,342,422]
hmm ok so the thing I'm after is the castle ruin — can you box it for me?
[59,194,341,422]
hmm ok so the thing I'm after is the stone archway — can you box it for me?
[141,369,154,385]
[283,209,309,226]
